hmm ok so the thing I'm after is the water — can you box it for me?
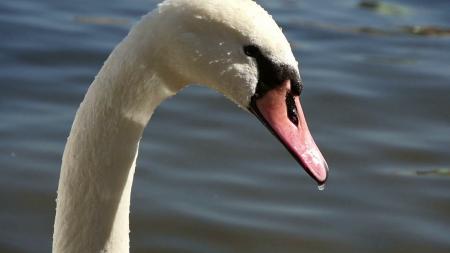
[1,0,450,252]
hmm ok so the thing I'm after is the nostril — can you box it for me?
[285,92,299,126]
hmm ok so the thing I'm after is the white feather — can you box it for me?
[53,1,298,252]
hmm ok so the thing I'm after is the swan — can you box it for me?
[53,0,329,252]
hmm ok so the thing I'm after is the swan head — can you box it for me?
[151,0,328,184]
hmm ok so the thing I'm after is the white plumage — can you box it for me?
[53,1,301,252]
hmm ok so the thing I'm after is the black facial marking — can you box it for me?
[243,45,302,99]
[286,92,299,126]
[291,78,303,96]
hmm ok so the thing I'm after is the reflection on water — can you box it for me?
[1,0,449,252]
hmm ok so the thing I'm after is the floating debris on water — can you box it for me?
[402,26,450,36]
[416,168,450,177]
[358,0,379,10]
[290,20,450,38]
[358,0,411,16]
[355,25,450,37]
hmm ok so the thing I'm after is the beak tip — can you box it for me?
[313,160,329,185]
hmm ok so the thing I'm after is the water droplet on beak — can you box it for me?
[318,183,326,191]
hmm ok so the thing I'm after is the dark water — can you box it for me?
[1,0,450,252]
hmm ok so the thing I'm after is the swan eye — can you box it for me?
[243,45,260,57]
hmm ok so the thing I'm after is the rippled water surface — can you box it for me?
[1,0,450,252]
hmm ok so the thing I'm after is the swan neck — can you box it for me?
[53,17,176,253]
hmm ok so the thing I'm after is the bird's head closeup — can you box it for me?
[150,0,329,185]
